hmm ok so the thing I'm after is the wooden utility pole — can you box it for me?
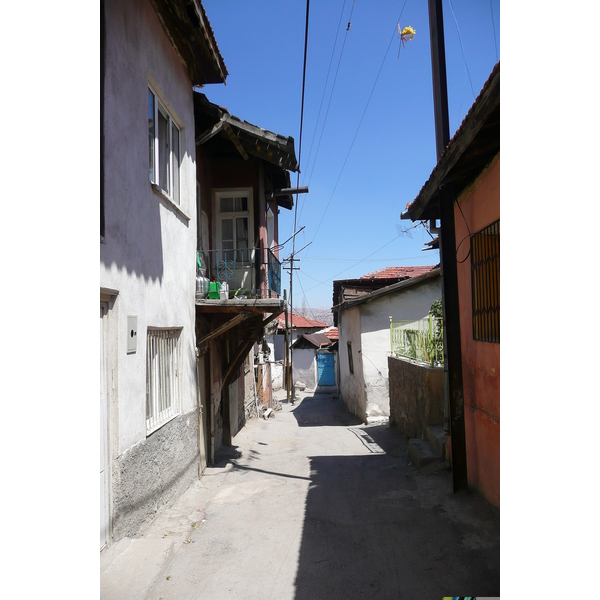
[427,0,468,492]
[284,289,290,404]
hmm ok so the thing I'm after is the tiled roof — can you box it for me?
[359,265,439,280]
[275,313,329,330]
[404,62,500,221]
[318,327,339,340]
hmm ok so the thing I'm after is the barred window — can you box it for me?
[146,328,182,433]
[471,220,500,343]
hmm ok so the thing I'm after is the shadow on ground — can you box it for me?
[291,393,363,428]
[292,394,500,600]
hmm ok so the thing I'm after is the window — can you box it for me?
[146,328,181,433]
[347,342,354,375]
[148,86,181,205]
[471,220,500,343]
[216,191,252,263]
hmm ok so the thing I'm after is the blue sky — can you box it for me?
[202,0,500,311]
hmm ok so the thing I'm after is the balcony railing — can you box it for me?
[199,247,281,299]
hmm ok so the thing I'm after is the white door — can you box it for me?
[100,303,109,549]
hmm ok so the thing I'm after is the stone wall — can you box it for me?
[111,409,199,540]
[388,356,444,439]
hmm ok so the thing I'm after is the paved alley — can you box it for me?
[102,390,500,600]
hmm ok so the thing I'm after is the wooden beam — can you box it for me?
[196,312,253,346]
[223,338,256,388]
[223,121,249,160]
[196,119,225,145]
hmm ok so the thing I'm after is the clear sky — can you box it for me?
[201,0,500,311]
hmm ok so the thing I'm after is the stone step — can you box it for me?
[426,425,447,460]
[408,438,442,469]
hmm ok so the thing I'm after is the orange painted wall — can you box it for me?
[454,154,500,506]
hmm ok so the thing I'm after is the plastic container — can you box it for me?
[196,272,210,297]
[219,281,229,300]
[208,281,221,299]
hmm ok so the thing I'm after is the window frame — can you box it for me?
[148,83,182,206]
[146,327,182,435]
[215,189,254,264]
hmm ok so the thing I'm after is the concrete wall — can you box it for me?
[111,411,199,540]
[388,356,444,439]
[337,277,441,422]
[454,155,500,507]
[293,348,317,390]
[271,361,284,391]
[100,0,202,541]
[360,276,442,418]
[338,307,367,421]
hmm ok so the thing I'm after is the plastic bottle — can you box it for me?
[219,281,229,300]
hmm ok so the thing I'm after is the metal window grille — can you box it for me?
[471,220,500,343]
[146,328,181,433]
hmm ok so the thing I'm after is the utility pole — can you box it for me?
[427,0,468,492]
[285,239,310,405]
[284,289,289,404]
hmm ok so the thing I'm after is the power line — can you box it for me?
[446,0,476,99]
[301,231,414,292]
[301,0,348,188]
[295,0,356,232]
[302,254,432,263]
[489,0,499,62]
[306,0,410,250]
[288,0,311,403]
[296,272,317,321]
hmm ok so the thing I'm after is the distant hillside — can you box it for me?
[303,308,334,326]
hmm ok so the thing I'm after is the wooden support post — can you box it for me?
[428,0,468,493]
[223,338,256,388]
[284,289,289,404]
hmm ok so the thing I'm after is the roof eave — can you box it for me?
[333,268,441,313]
[404,62,500,222]
[151,0,228,87]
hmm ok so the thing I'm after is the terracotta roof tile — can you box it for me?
[275,313,329,329]
[359,265,439,280]
[320,327,339,340]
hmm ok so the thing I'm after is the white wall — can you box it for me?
[338,307,366,421]
[359,277,442,417]
[100,0,198,455]
[293,349,317,390]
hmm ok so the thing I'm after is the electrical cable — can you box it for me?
[295,0,357,232]
[306,0,410,249]
[289,0,311,316]
[489,0,499,62]
[296,272,317,321]
[446,0,476,99]
[301,0,348,189]
[300,230,426,293]
[455,197,472,264]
